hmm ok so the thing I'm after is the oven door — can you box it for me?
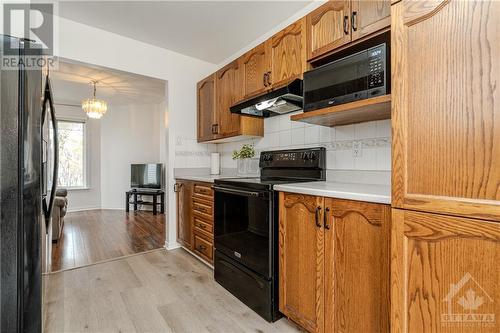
[214,185,272,278]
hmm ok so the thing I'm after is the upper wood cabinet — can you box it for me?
[240,41,272,99]
[197,62,263,143]
[270,18,307,88]
[215,60,243,138]
[306,1,351,61]
[391,0,500,221]
[351,0,391,41]
[197,74,216,142]
[391,208,500,333]
[279,192,390,333]
[306,0,390,61]
[279,193,325,333]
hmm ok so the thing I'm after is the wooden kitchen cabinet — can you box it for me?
[176,180,215,264]
[197,61,263,143]
[306,0,390,61]
[176,180,193,249]
[197,74,216,142]
[391,208,500,333]
[391,0,500,221]
[215,60,243,138]
[351,0,391,41]
[325,198,390,333]
[279,193,325,333]
[269,18,307,88]
[279,192,390,333]
[306,1,351,61]
[240,41,272,99]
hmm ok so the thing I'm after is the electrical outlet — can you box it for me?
[353,141,362,158]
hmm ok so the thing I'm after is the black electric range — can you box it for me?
[213,147,326,322]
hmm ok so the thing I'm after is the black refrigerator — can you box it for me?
[0,35,58,332]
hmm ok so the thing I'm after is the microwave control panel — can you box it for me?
[368,46,385,89]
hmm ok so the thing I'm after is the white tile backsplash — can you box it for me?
[212,115,391,172]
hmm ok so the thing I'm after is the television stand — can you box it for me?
[126,189,165,215]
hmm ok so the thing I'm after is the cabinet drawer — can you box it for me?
[193,183,213,200]
[193,233,213,262]
[193,200,213,217]
[194,217,213,234]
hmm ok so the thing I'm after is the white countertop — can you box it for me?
[274,181,391,204]
[174,175,227,183]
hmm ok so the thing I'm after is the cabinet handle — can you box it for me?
[267,71,272,86]
[263,72,268,87]
[315,206,322,228]
[174,183,183,192]
[211,124,216,134]
[215,124,219,134]
[197,245,207,251]
[324,207,330,230]
[343,15,349,35]
[197,223,206,229]
[351,11,358,32]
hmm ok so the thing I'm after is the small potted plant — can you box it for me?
[232,144,258,176]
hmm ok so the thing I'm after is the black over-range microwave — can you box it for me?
[303,43,389,112]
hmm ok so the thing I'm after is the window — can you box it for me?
[51,120,86,188]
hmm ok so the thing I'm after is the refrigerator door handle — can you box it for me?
[42,75,59,229]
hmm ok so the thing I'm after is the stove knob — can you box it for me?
[310,152,317,160]
[302,152,310,160]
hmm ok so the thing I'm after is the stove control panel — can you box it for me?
[259,147,326,169]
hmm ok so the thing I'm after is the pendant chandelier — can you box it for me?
[82,81,107,119]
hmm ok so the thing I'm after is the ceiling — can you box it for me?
[51,59,167,105]
[56,1,312,64]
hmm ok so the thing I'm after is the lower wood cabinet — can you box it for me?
[279,192,390,333]
[391,209,500,333]
[175,179,214,264]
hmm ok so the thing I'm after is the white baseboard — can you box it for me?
[67,206,101,213]
[100,207,125,211]
[164,240,181,251]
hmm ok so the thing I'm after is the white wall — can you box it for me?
[54,105,102,211]
[53,17,216,249]
[100,103,162,209]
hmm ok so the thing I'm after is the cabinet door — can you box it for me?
[270,18,307,88]
[176,180,193,249]
[279,192,324,333]
[350,0,390,41]
[392,1,500,221]
[197,74,216,142]
[391,209,500,333]
[324,199,390,333]
[240,42,271,99]
[215,60,242,138]
[306,1,351,61]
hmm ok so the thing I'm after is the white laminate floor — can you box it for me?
[43,248,301,333]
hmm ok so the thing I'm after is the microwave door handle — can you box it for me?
[41,75,59,229]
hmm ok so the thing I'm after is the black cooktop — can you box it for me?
[215,147,327,191]
[214,177,311,191]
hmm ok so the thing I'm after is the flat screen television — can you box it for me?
[130,163,162,189]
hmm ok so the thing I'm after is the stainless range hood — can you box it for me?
[230,79,303,117]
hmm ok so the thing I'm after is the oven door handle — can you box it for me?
[213,186,264,197]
